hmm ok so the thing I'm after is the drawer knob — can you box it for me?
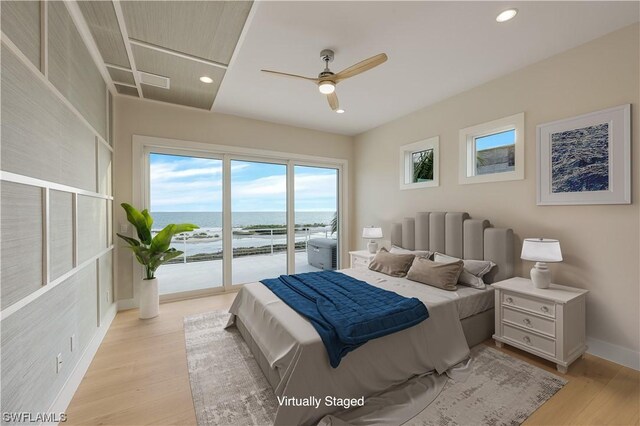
[522,336,532,345]
[506,297,514,304]
[540,306,549,313]
[523,318,532,327]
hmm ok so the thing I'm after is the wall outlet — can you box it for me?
[119,223,129,234]
[56,353,63,374]
[70,334,75,352]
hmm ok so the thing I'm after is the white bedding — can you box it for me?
[227,269,482,426]
[344,268,495,320]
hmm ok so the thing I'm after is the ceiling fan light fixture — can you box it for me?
[318,81,335,94]
[336,109,345,114]
[496,8,518,23]
[199,76,214,84]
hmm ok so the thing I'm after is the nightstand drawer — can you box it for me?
[502,291,555,318]
[503,306,555,337]
[351,256,371,269]
[503,324,556,357]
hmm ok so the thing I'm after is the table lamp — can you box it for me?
[362,226,383,254]
[520,238,563,288]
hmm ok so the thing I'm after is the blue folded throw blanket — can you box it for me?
[260,270,429,368]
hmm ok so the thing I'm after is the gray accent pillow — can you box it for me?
[368,248,415,277]
[389,245,432,258]
[433,252,496,290]
[406,257,463,291]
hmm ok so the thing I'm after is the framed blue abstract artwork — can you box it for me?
[537,104,630,205]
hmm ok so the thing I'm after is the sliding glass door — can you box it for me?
[149,153,223,296]
[294,165,339,273]
[143,143,343,298]
[230,160,288,285]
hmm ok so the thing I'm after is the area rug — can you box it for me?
[405,344,567,425]
[184,311,566,426]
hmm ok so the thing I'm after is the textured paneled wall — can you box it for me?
[48,1,107,140]
[1,47,97,192]
[0,182,43,310]
[0,0,114,419]
[99,252,113,320]
[77,195,108,263]
[1,264,97,416]
[49,190,74,281]
[1,1,41,68]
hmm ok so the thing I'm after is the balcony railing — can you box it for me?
[156,226,335,264]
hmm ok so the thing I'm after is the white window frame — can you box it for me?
[131,135,348,302]
[399,136,439,190]
[458,112,525,185]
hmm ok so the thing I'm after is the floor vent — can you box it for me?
[139,71,170,89]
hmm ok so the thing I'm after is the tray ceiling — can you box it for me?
[78,0,252,109]
[77,1,639,135]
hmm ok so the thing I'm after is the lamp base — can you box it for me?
[530,262,551,288]
[367,240,378,254]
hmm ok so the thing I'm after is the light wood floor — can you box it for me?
[66,293,639,426]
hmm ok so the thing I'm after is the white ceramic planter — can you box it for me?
[139,278,159,319]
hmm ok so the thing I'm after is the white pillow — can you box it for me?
[390,245,432,258]
[433,252,495,289]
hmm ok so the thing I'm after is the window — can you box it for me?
[459,113,524,184]
[136,136,346,299]
[399,136,439,190]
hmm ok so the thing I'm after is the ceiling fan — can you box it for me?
[261,49,388,113]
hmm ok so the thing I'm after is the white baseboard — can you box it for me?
[117,297,137,311]
[587,336,640,371]
[44,303,118,425]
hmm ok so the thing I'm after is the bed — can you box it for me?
[227,211,514,425]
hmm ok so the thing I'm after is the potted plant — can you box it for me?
[116,203,199,319]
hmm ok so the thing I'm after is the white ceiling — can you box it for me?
[213,1,639,136]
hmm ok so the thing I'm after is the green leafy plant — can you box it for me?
[330,212,338,236]
[413,149,434,182]
[116,203,199,280]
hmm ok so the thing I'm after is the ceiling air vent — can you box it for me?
[138,71,170,89]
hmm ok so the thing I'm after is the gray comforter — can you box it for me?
[227,268,470,425]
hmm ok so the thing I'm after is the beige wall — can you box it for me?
[352,24,640,364]
[113,97,353,300]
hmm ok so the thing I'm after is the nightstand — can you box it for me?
[492,277,588,373]
[349,250,376,269]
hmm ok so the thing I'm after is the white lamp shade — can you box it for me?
[521,238,563,262]
[362,227,383,239]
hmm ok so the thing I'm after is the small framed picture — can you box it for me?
[536,104,630,205]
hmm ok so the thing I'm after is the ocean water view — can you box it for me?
[150,211,337,262]
[151,211,335,230]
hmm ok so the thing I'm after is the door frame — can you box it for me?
[131,135,348,303]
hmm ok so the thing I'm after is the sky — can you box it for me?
[476,129,515,151]
[149,154,337,212]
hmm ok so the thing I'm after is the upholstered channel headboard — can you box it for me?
[390,212,514,283]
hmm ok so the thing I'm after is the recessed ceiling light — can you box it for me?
[336,109,345,114]
[199,76,213,84]
[496,8,518,23]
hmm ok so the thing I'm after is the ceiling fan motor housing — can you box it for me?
[320,49,334,63]
[318,70,335,80]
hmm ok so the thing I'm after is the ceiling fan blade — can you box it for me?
[327,92,339,111]
[261,69,317,82]
[335,53,388,82]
